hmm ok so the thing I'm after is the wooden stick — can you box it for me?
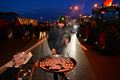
[24,37,47,53]
[0,59,14,74]
[0,37,47,74]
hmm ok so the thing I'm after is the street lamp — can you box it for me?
[70,6,79,11]
[93,3,100,8]
[70,5,79,18]
[94,4,98,8]
[74,6,79,10]
[70,6,73,10]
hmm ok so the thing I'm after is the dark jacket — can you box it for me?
[48,25,71,54]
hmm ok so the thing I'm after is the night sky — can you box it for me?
[0,0,120,21]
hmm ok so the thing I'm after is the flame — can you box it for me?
[104,0,113,6]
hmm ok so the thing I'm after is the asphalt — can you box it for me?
[1,33,120,80]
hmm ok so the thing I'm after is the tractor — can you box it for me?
[82,5,120,51]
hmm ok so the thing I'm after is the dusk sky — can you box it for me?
[0,0,120,21]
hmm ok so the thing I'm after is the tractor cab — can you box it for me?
[92,5,120,23]
[90,5,120,51]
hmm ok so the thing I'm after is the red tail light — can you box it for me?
[104,0,113,6]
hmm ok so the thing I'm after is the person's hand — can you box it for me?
[13,52,26,67]
[13,52,32,67]
[0,59,14,74]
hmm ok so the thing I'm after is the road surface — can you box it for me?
[0,34,120,80]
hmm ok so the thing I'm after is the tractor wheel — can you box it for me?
[97,26,119,51]
[97,31,107,50]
